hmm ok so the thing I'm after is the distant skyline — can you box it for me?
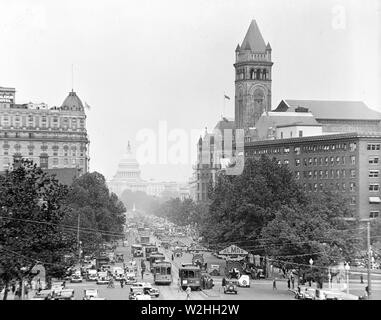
[1,0,380,182]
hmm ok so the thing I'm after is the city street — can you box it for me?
[57,233,381,300]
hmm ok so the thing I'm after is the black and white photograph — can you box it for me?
[0,0,380,307]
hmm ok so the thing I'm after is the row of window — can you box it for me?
[248,142,358,156]
[303,182,357,193]
[3,150,84,157]
[1,115,85,126]
[295,169,357,180]
[278,155,379,167]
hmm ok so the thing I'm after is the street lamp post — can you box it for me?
[309,259,313,287]
[328,268,331,289]
[345,262,350,294]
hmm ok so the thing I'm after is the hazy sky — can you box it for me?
[1,0,380,182]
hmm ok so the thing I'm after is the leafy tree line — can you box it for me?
[0,160,126,298]
[153,156,370,281]
[152,197,208,227]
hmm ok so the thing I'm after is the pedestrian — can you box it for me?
[222,277,226,287]
[291,276,295,289]
[360,274,363,284]
[272,277,277,290]
[287,278,290,289]
[185,286,191,300]
[171,254,174,261]
[141,269,144,280]
[120,279,124,288]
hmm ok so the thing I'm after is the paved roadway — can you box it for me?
[62,233,381,300]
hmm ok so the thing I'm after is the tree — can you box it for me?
[260,191,361,284]
[0,160,76,299]
[63,172,126,254]
[201,156,306,249]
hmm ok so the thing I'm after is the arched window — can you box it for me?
[262,69,267,80]
[250,69,255,79]
[256,69,261,80]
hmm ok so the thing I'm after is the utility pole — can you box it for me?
[343,217,372,299]
[367,219,372,300]
[77,214,81,262]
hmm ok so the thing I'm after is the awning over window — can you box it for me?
[369,197,381,203]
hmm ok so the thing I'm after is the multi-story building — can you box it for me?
[244,132,381,220]
[194,117,235,202]
[0,86,89,176]
[193,19,381,221]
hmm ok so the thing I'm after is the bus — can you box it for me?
[131,244,143,258]
[144,245,158,260]
[153,261,172,285]
[178,266,201,291]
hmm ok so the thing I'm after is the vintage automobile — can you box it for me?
[129,287,151,300]
[54,288,75,300]
[83,289,99,300]
[96,271,110,285]
[223,279,238,294]
[30,289,53,300]
[295,287,316,300]
[70,274,83,283]
[87,269,98,281]
[125,272,137,284]
[238,275,251,288]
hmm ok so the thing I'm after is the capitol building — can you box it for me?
[108,142,190,200]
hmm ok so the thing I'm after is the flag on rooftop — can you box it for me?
[224,95,230,100]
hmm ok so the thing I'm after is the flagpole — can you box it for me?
[223,93,226,118]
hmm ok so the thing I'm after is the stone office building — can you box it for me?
[244,132,381,220]
[0,86,89,176]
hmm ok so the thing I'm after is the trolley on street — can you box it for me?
[153,261,172,285]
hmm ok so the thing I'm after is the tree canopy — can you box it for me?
[0,160,76,295]
[63,172,126,254]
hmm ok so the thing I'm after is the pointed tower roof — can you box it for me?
[235,44,241,52]
[266,42,272,50]
[241,20,267,52]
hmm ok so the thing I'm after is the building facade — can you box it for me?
[0,87,89,174]
[193,19,381,220]
[234,20,273,130]
[244,133,381,220]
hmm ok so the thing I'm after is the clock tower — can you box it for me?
[234,20,273,130]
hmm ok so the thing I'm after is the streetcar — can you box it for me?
[153,261,172,285]
[131,244,144,258]
[144,244,158,260]
[148,253,165,266]
[178,265,201,290]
